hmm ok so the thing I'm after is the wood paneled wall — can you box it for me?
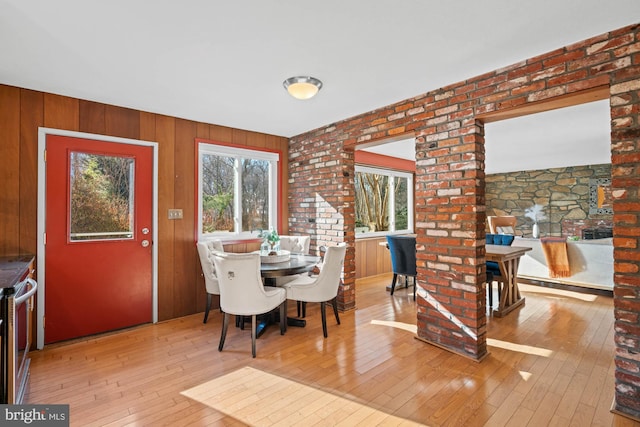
[354,237,391,278]
[0,84,289,321]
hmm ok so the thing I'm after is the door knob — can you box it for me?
[141,240,150,248]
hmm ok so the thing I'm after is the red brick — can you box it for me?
[288,23,640,379]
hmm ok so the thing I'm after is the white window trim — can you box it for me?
[355,165,414,239]
[197,142,279,241]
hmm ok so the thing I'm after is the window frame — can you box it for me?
[197,141,280,242]
[354,164,414,239]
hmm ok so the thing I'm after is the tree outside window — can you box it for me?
[69,152,134,241]
[354,165,413,236]
[198,143,279,240]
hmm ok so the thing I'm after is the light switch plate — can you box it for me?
[168,209,183,220]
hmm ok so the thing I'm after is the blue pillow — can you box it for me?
[498,234,515,245]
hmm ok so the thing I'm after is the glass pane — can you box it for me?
[69,152,134,241]
[241,158,269,231]
[201,153,235,233]
[394,176,409,230]
[355,172,389,232]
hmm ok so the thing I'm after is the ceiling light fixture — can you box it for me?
[283,76,322,100]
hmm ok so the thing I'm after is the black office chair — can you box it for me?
[486,233,515,307]
[386,235,417,300]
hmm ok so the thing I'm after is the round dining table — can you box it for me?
[259,253,321,279]
[257,253,321,330]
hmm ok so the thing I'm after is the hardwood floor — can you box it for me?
[26,275,639,426]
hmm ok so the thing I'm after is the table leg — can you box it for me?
[493,259,525,317]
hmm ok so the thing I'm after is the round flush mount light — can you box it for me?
[283,76,323,100]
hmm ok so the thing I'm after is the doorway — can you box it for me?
[36,128,159,348]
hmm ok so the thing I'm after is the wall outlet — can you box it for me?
[168,209,183,220]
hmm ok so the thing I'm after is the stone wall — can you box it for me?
[486,164,613,237]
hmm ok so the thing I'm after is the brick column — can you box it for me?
[288,130,356,311]
[415,122,488,360]
[610,74,640,419]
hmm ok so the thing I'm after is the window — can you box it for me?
[69,152,134,241]
[355,165,413,237]
[198,142,279,240]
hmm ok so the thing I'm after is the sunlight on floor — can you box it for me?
[181,367,427,426]
[519,371,533,381]
[371,319,417,334]
[487,338,554,357]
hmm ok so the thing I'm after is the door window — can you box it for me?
[69,152,134,241]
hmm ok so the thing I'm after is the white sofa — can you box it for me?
[511,237,613,291]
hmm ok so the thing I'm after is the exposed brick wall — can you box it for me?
[287,130,356,311]
[289,23,640,419]
[486,164,612,237]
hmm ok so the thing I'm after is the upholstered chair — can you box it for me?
[212,252,287,358]
[278,235,311,255]
[196,239,225,323]
[386,235,417,300]
[283,243,346,338]
[275,235,312,288]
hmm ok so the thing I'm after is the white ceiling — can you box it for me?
[1,1,637,157]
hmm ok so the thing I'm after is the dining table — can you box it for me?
[257,252,321,330]
[486,244,532,317]
[260,253,321,280]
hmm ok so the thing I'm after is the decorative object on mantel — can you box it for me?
[258,228,281,255]
[525,204,547,239]
[540,237,571,278]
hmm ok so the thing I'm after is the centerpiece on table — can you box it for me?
[524,204,547,238]
[257,228,290,263]
[258,228,280,254]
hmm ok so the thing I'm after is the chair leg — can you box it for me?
[321,301,328,338]
[488,281,493,307]
[390,273,398,295]
[251,315,257,358]
[203,294,212,324]
[297,300,307,318]
[280,301,287,335]
[218,312,229,352]
[413,276,416,301]
[331,297,340,325]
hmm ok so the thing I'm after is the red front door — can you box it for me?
[45,134,153,344]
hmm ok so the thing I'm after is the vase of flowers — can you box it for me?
[524,204,547,239]
[258,228,280,255]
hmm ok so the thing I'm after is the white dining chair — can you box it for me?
[212,251,287,358]
[196,239,225,324]
[275,235,312,289]
[278,235,311,255]
[283,243,346,338]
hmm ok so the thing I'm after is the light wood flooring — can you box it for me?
[26,275,640,426]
